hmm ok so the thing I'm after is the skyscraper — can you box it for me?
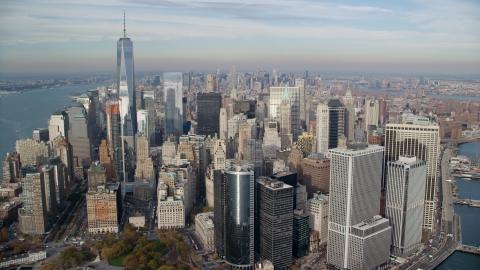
[214,160,255,268]
[327,143,391,270]
[197,92,222,137]
[386,156,426,256]
[163,72,183,140]
[385,115,440,230]
[344,87,355,141]
[219,108,227,140]
[206,73,216,93]
[106,100,123,181]
[19,170,48,235]
[316,102,329,155]
[136,109,149,136]
[117,12,136,147]
[280,89,293,148]
[48,110,69,141]
[327,99,345,149]
[364,99,379,135]
[231,65,237,88]
[256,177,293,269]
[269,86,301,141]
[295,79,305,128]
[142,90,156,146]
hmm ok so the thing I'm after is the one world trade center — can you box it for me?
[117,11,136,149]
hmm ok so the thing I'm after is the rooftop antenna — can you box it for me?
[123,8,126,38]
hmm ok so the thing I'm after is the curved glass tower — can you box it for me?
[225,164,254,269]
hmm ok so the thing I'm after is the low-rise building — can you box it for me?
[195,212,214,251]
[306,192,329,246]
[0,183,22,198]
[0,250,47,268]
[129,215,146,228]
[0,201,23,221]
[133,179,156,200]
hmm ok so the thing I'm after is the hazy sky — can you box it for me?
[1,0,479,75]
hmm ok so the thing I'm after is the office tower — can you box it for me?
[297,132,313,158]
[106,101,123,181]
[41,165,58,221]
[386,156,427,256]
[219,108,227,140]
[117,15,136,146]
[99,140,115,181]
[344,87,355,141]
[157,190,185,229]
[16,139,50,166]
[197,92,222,137]
[378,98,388,125]
[214,140,226,170]
[87,181,122,233]
[206,73,216,93]
[136,109,149,136]
[269,86,301,140]
[2,153,21,184]
[238,122,252,159]
[365,99,379,135]
[307,192,329,245]
[55,138,74,191]
[233,100,257,119]
[87,90,100,129]
[316,102,329,155]
[327,99,345,149]
[77,92,99,143]
[68,102,94,167]
[292,209,309,258]
[161,139,177,166]
[183,73,191,89]
[243,139,263,175]
[213,169,227,257]
[32,128,49,142]
[287,148,304,176]
[19,170,48,235]
[214,161,255,267]
[327,143,391,270]
[295,79,305,127]
[231,65,237,88]
[48,111,69,141]
[134,135,155,180]
[385,117,440,230]
[256,177,293,269]
[142,90,156,146]
[49,156,68,211]
[163,72,183,140]
[205,167,215,208]
[153,75,160,86]
[280,89,293,148]
[263,122,281,158]
[419,76,425,85]
[301,155,330,197]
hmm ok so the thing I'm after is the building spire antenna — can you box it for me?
[123,8,126,38]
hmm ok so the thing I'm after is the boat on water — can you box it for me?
[461,177,471,180]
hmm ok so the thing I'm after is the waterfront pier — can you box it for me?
[456,244,480,255]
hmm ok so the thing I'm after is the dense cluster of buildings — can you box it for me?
[4,19,480,270]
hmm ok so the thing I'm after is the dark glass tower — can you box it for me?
[327,99,345,149]
[256,177,293,269]
[197,92,222,137]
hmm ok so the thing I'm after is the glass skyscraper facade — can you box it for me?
[269,86,301,141]
[117,37,136,139]
[163,72,183,140]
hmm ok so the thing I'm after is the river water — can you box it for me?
[0,83,111,181]
[436,142,480,269]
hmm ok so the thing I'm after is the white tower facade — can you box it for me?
[137,109,149,136]
[385,156,427,256]
[316,103,329,156]
[219,108,227,140]
[327,143,391,270]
